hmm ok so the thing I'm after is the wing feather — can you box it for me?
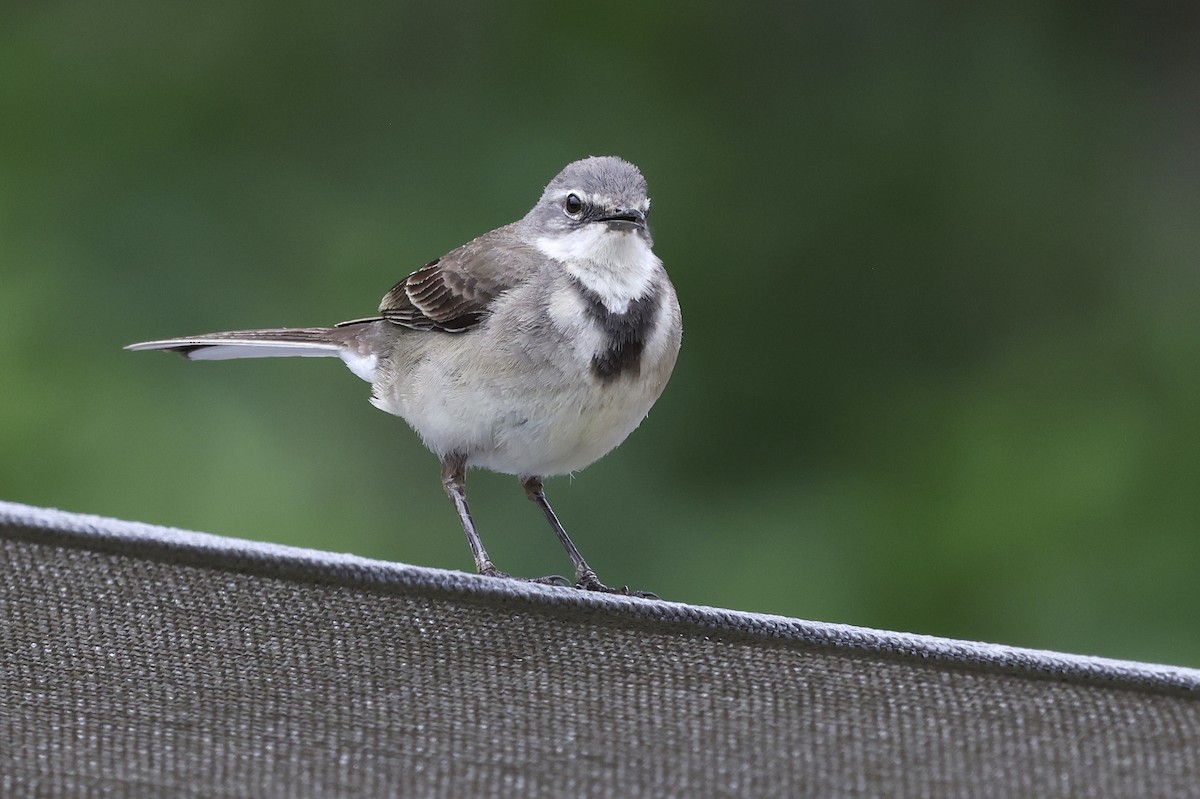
[377,223,532,333]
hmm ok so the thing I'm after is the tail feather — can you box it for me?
[126,324,381,382]
[125,328,342,360]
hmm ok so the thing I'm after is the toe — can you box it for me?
[575,570,658,599]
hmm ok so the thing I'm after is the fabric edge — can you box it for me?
[4,498,1199,695]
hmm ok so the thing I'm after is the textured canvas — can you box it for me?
[2,500,1198,798]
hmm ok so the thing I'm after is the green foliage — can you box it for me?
[3,2,1198,664]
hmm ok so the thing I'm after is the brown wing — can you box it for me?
[377,224,528,333]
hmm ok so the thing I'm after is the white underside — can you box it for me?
[129,338,379,382]
[189,343,379,383]
[185,342,340,360]
[373,352,671,477]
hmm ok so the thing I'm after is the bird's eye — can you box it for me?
[563,193,584,218]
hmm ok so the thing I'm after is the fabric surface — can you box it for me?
[1,500,1198,798]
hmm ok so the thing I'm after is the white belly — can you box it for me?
[373,342,668,477]
[472,374,665,476]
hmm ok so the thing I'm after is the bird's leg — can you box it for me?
[441,456,567,586]
[521,476,657,598]
[441,454,501,577]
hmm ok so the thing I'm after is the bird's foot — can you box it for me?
[575,569,658,599]
[479,565,570,587]
[528,574,572,587]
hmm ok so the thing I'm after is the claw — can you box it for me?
[530,574,571,587]
[575,570,658,599]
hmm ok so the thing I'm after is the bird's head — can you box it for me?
[526,156,654,261]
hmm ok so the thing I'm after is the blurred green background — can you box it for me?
[3,3,1198,665]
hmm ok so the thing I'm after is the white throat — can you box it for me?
[536,226,659,314]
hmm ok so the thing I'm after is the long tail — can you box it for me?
[126,322,381,382]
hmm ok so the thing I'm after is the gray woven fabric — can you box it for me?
[1,500,1198,798]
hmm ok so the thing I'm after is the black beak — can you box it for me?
[599,207,646,231]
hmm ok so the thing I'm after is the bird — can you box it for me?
[127,156,682,596]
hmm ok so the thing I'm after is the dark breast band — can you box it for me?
[575,281,662,382]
